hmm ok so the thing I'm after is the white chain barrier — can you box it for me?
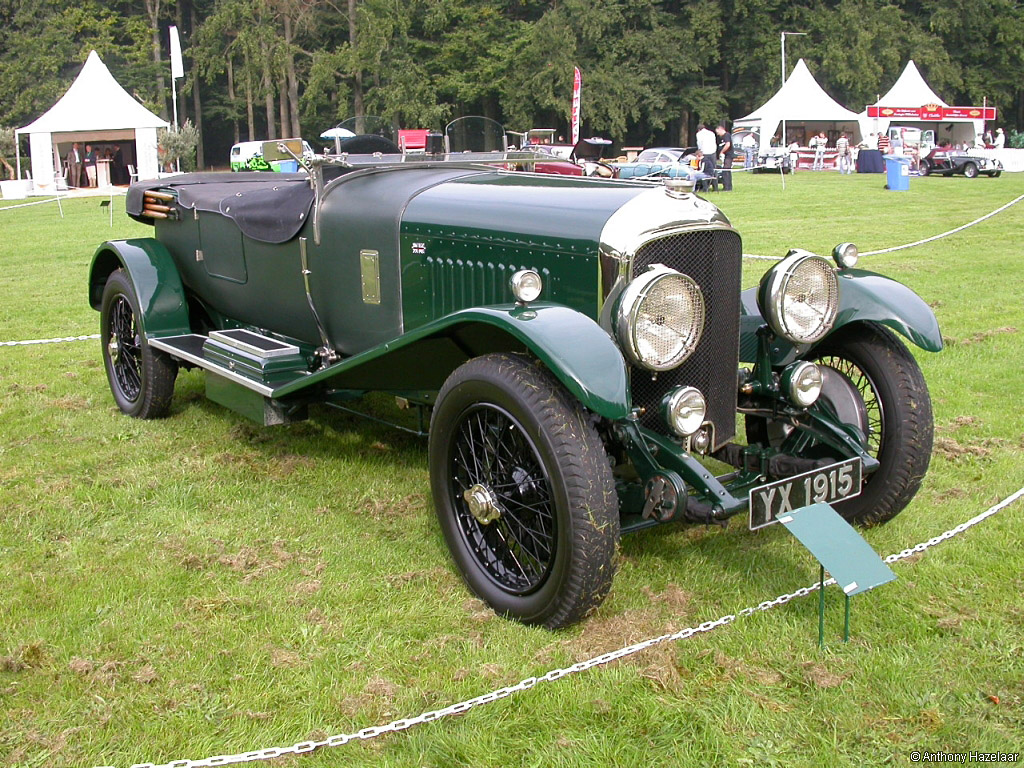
[743,192,1024,262]
[99,485,1024,768]
[0,334,99,347]
[0,195,67,212]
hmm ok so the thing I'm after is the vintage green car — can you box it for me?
[89,137,940,629]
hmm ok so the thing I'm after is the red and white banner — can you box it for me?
[866,104,996,121]
[571,67,582,145]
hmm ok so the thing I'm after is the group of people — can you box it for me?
[694,122,736,191]
[64,142,130,188]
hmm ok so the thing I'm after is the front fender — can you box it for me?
[272,304,631,420]
[88,239,190,337]
[740,268,942,364]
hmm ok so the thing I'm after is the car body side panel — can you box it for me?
[89,239,190,337]
[272,304,631,420]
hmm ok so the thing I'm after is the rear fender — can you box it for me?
[273,304,631,420]
[740,268,942,365]
[89,239,190,337]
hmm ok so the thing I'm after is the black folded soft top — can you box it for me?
[126,172,314,244]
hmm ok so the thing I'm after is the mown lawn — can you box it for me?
[1,171,1022,768]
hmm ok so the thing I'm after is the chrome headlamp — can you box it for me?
[510,269,543,303]
[615,264,705,371]
[757,250,839,344]
[782,361,823,407]
[662,386,707,437]
[832,242,859,268]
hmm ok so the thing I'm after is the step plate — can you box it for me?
[208,328,301,359]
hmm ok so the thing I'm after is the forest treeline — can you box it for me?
[1,0,1021,167]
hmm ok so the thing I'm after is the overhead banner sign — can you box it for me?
[571,67,582,145]
[867,104,996,121]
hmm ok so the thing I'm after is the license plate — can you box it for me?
[749,458,862,530]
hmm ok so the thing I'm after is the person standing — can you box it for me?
[84,144,97,187]
[696,122,718,189]
[65,142,82,188]
[112,144,125,185]
[812,132,827,170]
[877,131,891,154]
[715,124,734,191]
[836,133,852,174]
[994,128,1006,149]
[741,132,757,169]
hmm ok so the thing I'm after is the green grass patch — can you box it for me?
[1,174,1023,767]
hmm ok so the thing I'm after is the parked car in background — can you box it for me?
[230,139,314,172]
[920,145,1002,177]
[90,136,941,629]
[520,137,617,177]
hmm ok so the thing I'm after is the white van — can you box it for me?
[229,140,314,172]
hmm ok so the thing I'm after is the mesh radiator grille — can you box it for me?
[630,230,742,447]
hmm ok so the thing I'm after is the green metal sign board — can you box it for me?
[778,502,896,596]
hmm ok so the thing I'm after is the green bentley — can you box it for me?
[89,136,940,629]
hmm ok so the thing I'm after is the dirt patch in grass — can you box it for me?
[643,583,694,617]
[269,648,303,668]
[384,566,451,589]
[163,538,309,582]
[801,661,848,688]
[49,394,90,410]
[935,487,968,501]
[567,608,663,662]
[359,493,427,522]
[947,326,1018,347]
[2,642,48,672]
[933,436,1008,460]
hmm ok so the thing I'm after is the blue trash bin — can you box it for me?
[884,155,911,191]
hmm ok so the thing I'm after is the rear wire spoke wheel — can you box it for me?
[748,323,933,525]
[430,354,618,628]
[100,269,177,418]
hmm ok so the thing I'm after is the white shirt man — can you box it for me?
[696,124,717,157]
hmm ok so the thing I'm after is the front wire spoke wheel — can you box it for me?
[430,353,618,629]
[451,405,554,593]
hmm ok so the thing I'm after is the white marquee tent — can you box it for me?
[733,59,862,150]
[858,60,984,148]
[16,50,167,192]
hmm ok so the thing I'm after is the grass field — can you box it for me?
[1,172,1022,768]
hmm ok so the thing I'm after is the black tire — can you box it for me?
[919,161,930,177]
[100,269,178,418]
[991,170,1002,178]
[962,162,978,179]
[429,353,618,628]
[749,323,933,526]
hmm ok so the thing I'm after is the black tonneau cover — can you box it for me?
[126,172,314,244]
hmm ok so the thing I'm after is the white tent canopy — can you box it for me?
[734,59,862,149]
[858,60,983,148]
[16,50,168,191]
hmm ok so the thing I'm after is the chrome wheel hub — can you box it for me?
[463,483,501,525]
[108,333,120,363]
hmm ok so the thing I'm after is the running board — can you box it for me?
[150,333,311,426]
[150,334,277,395]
